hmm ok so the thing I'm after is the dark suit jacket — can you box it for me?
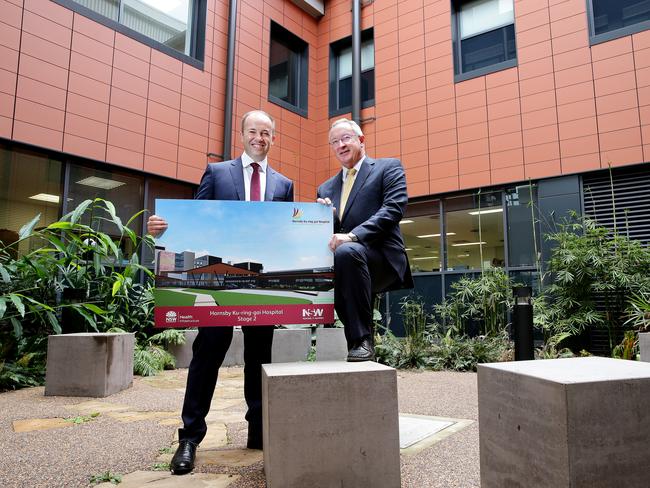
[195,158,294,203]
[317,156,413,292]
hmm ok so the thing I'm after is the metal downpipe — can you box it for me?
[223,0,237,160]
[351,0,361,125]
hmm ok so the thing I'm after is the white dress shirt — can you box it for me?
[241,152,268,201]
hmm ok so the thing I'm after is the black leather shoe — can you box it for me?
[170,440,197,475]
[347,336,375,362]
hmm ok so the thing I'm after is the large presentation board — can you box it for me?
[153,199,334,327]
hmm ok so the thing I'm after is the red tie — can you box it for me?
[250,162,261,201]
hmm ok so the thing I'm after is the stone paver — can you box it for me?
[12,418,73,432]
[95,471,239,488]
[198,423,229,449]
[197,449,263,468]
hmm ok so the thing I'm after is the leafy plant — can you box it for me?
[1,198,157,389]
[375,296,511,371]
[151,462,171,471]
[612,330,638,360]
[537,215,650,354]
[625,291,650,332]
[428,331,510,372]
[89,471,122,485]
[435,267,514,337]
[375,298,435,369]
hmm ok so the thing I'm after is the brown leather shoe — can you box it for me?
[170,440,197,475]
[347,336,375,362]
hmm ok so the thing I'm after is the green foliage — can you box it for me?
[535,331,574,359]
[435,267,514,337]
[625,291,650,332]
[537,215,650,354]
[0,199,157,390]
[428,330,509,371]
[89,471,122,485]
[134,344,176,377]
[612,330,638,360]
[66,412,100,424]
[151,462,171,471]
[375,296,511,371]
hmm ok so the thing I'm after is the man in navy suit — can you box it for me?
[147,110,293,474]
[317,118,413,362]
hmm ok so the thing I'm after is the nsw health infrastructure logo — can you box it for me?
[165,311,178,324]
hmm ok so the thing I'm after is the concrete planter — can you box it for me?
[167,329,198,368]
[272,328,311,363]
[223,328,244,366]
[262,361,400,488]
[315,327,347,361]
[45,332,134,397]
[640,332,650,362]
[478,357,650,488]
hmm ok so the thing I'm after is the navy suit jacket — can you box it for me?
[317,157,413,292]
[195,158,294,203]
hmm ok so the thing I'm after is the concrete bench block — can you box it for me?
[167,329,198,368]
[478,357,650,488]
[45,333,134,397]
[271,329,311,363]
[315,327,347,361]
[640,332,650,362]
[262,361,400,488]
[223,328,244,366]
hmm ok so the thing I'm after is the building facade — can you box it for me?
[1,0,649,333]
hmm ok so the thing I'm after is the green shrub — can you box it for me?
[0,199,160,389]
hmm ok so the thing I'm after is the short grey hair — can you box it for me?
[330,118,363,136]
[241,110,275,134]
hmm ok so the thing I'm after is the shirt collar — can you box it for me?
[242,152,268,171]
[343,156,365,179]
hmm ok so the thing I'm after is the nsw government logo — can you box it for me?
[165,311,178,324]
[302,308,324,319]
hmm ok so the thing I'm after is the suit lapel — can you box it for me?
[229,158,245,200]
[341,157,374,223]
[265,166,277,201]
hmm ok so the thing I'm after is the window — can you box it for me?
[506,185,540,268]
[268,22,309,117]
[400,200,442,273]
[55,0,206,64]
[588,0,650,43]
[329,30,375,116]
[67,164,145,257]
[0,144,63,257]
[444,192,504,270]
[142,177,196,268]
[453,0,517,81]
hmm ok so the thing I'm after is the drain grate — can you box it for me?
[398,414,473,454]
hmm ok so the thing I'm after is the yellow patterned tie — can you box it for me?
[339,168,357,216]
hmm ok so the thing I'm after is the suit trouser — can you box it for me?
[178,325,274,445]
[334,242,398,346]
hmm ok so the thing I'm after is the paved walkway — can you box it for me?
[0,367,480,488]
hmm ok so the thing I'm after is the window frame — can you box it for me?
[451,0,518,83]
[52,0,207,69]
[328,28,375,118]
[586,0,650,45]
[267,21,309,118]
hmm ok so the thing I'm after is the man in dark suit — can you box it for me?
[317,118,413,362]
[147,110,293,475]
